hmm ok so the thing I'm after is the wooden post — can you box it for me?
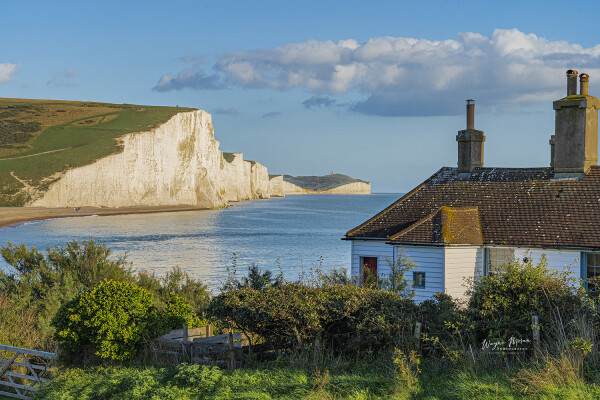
[207,325,213,338]
[183,324,189,343]
[228,331,236,369]
[414,322,422,340]
[532,315,540,352]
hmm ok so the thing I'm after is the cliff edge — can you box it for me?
[30,110,284,207]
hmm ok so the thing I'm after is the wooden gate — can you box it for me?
[0,344,56,399]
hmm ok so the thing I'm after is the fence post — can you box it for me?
[183,324,189,343]
[228,331,236,369]
[532,315,540,352]
[414,322,422,340]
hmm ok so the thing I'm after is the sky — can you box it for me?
[3,0,600,192]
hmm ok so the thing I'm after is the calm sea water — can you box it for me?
[0,194,400,288]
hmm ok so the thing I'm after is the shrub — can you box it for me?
[52,280,167,361]
[208,282,418,356]
[161,292,204,329]
[137,266,211,314]
[0,240,210,350]
[467,256,594,347]
[0,239,135,349]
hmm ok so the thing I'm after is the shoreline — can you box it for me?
[0,205,214,229]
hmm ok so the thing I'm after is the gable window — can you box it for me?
[413,272,426,288]
[484,247,515,275]
[583,253,600,295]
[361,257,378,287]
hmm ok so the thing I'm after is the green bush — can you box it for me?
[208,282,418,356]
[138,266,211,314]
[0,239,135,350]
[0,240,210,351]
[467,256,592,344]
[52,280,167,361]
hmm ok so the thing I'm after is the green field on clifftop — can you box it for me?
[0,98,194,206]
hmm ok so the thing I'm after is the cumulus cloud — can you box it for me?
[0,63,19,83]
[261,111,281,119]
[46,68,79,87]
[212,107,239,115]
[155,29,600,116]
[303,95,336,109]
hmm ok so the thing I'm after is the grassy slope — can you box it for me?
[283,174,368,192]
[0,98,194,206]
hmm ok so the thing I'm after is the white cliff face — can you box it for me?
[31,110,284,208]
[319,182,371,194]
[281,180,371,195]
[282,181,312,194]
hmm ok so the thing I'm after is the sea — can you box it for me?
[0,194,400,290]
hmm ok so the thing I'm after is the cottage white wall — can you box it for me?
[350,240,394,278]
[444,247,484,300]
[395,246,445,303]
[513,248,581,283]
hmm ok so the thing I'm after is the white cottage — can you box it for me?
[344,70,600,302]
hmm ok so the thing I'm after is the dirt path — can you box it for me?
[0,146,74,161]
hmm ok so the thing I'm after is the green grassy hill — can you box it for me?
[0,98,194,206]
[283,173,368,191]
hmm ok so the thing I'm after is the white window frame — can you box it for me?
[484,247,515,275]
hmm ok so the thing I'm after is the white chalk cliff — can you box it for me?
[30,110,284,208]
[281,180,371,195]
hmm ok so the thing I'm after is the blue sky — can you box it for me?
[3,0,600,192]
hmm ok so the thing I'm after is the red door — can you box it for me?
[362,257,378,286]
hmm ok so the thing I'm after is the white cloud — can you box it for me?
[0,63,19,84]
[155,29,600,116]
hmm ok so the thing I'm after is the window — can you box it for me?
[584,253,600,295]
[485,247,515,275]
[361,257,378,287]
[413,272,426,288]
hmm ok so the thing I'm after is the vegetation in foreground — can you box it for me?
[0,98,194,206]
[33,359,600,399]
[2,240,600,399]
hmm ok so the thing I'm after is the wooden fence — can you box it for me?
[0,344,56,400]
[152,325,250,368]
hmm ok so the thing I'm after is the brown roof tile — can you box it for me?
[346,166,600,249]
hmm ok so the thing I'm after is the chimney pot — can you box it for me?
[466,99,475,129]
[580,73,589,96]
[567,69,578,96]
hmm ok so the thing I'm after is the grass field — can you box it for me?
[30,361,600,400]
[0,98,194,206]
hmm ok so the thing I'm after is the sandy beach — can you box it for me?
[0,205,212,229]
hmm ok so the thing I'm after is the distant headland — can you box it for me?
[277,173,371,195]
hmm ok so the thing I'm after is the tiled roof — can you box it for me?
[346,166,600,249]
[390,206,483,244]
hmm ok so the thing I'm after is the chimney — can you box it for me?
[553,70,600,177]
[457,100,485,175]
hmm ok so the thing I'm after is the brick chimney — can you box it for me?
[457,99,485,175]
[553,70,600,177]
